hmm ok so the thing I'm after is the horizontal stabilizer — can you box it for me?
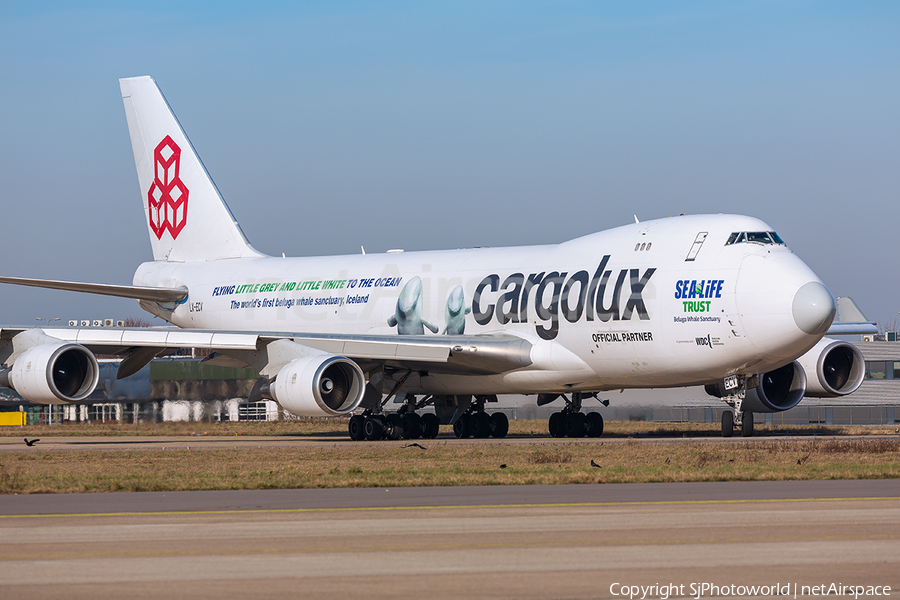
[0,276,187,303]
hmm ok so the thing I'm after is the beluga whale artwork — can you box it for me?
[443,285,471,335]
[387,276,439,335]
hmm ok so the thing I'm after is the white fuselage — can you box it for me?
[134,214,829,395]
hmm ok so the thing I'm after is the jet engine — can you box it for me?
[705,360,807,412]
[741,361,807,412]
[0,342,100,404]
[270,354,366,417]
[796,337,865,397]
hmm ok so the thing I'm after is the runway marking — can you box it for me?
[2,495,898,519]
[3,531,899,562]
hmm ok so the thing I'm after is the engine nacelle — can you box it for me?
[1,342,100,404]
[796,337,865,397]
[271,354,365,417]
[705,361,807,413]
[743,361,807,412]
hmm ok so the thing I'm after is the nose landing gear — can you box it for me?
[721,409,754,437]
[718,376,755,438]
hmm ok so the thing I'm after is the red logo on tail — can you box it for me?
[148,136,189,240]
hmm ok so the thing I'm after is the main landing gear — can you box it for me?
[348,387,511,441]
[451,396,509,439]
[348,371,436,441]
[547,392,606,438]
[349,410,441,442]
[349,384,443,441]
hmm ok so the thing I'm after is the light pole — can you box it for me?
[35,317,60,327]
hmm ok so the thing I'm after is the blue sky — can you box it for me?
[1,2,898,329]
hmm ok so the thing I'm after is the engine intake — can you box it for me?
[271,354,365,417]
[743,361,807,412]
[797,338,865,397]
[2,342,100,404]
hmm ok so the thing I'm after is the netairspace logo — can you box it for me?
[609,583,892,600]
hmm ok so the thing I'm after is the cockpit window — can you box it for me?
[725,231,785,246]
[746,231,772,244]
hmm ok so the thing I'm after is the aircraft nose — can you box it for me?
[791,281,835,335]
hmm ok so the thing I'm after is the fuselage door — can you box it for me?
[685,232,708,261]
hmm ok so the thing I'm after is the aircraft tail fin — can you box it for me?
[119,76,264,262]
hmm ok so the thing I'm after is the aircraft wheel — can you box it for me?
[721,411,733,438]
[564,412,586,438]
[548,412,565,438]
[421,413,440,439]
[387,414,405,440]
[402,413,422,439]
[585,412,604,438]
[471,412,492,438]
[490,412,509,438]
[348,415,365,441]
[364,415,385,441]
[453,414,472,439]
[741,413,754,437]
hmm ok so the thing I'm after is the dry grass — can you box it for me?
[5,419,348,438]
[1,436,898,494]
[6,418,899,439]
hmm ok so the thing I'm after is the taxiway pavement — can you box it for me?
[1,480,899,599]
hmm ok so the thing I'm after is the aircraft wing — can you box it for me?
[826,322,878,335]
[4,326,533,377]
